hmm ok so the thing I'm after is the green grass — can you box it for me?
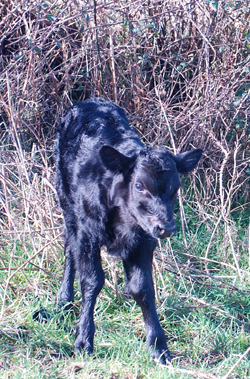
[1,0,250,376]
[1,224,250,379]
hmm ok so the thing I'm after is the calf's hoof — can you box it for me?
[33,309,51,323]
[154,348,172,366]
[74,336,94,356]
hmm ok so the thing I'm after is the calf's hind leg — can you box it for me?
[57,231,76,310]
[123,239,172,365]
[74,237,105,355]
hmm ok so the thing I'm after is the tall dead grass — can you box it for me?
[0,0,250,313]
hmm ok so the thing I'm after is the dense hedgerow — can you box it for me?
[0,1,249,378]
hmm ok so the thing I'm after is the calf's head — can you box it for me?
[100,145,202,239]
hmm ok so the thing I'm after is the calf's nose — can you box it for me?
[156,221,176,238]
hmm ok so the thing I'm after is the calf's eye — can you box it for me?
[135,182,143,192]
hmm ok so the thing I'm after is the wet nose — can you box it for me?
[156,221,176,238]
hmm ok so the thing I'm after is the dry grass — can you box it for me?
[0,0,250,377]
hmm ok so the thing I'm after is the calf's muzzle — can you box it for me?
[154,220,176,239]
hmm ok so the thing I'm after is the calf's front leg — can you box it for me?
[123,239,172,365]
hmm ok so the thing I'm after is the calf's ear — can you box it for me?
[99,145,135,172]
[174,148,203,175]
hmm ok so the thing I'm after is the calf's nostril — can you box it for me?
[157,225,166,235]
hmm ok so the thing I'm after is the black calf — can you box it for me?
[54,97,202,364]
